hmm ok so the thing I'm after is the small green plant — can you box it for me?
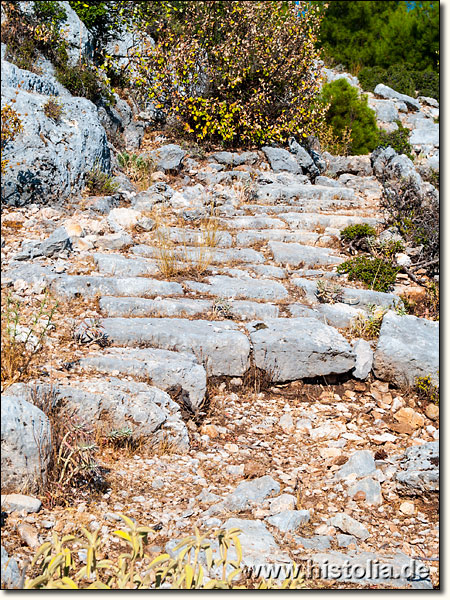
[414,375,439,405]
[84,165,118,196]
[1,292,58,388]
[117,152,154,190]
[319,79,380,155]
[340,224,377,243]
[24,518,305,589]
[351,304,387,339]
[378,121,414,160]
[337,256,400,292]
[315,279,344,304]
[43,96,64,122]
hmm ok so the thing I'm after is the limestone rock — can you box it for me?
[373,311,439,387]
[1,394,51,492]
[247,318,355,382]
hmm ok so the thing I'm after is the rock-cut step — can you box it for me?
[100,317,251,377]
[184,275,289,301]
[293,278,403,310]
[3,264,183,299]
[269,241,344,268]
[76,347,207,409]
[246,318,356,382]
[132,245,265,265]
[278,212,379,231]
[99,296,279,320]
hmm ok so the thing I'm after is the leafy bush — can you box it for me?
[24,519,305,589]
[381,176,439,275]
[1,103,23,174]
[337,256,400,292]
[319,79,379,155]
[378,121,414,160]
[340,223,377,242]
[43,96,64,122]
[132,1,326,146]
[84,166,118,195]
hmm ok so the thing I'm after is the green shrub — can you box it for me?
[378,121,414,160]
[414,70,439,100]
[131,1,326,146]
[319,79,379,155]
[340,224,377,242]
[84,166,118,195]
[24,519,305,589]
[337,256,400,292]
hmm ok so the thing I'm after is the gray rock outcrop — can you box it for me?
[1,394,51,492]
[1,58,110,206]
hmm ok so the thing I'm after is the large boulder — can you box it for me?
[1,58,110,206]
[373,311,439,387]
[1,394,51,493]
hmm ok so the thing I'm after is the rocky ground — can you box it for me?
[1,139,439,589]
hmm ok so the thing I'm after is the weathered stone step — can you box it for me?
[218,216,287,230]
[185,275,289,301]
[246,318,355,381]
[245,199,370,214]
[256,183,355,203]
[3,264,184,299]
[156,226,233,248]
[10,379,189,449]
[269,241,344,268]
[132,245,265,265]
[51,274,184,299]
[100,317,251,377]
[288,302,365,329]
[278,213,380,230]
[94,253,160,277]
[77,347,207,409]
[236,229,320,247]
[99,296,279,320]
[223,264,287,280]
[293,278,402,310]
